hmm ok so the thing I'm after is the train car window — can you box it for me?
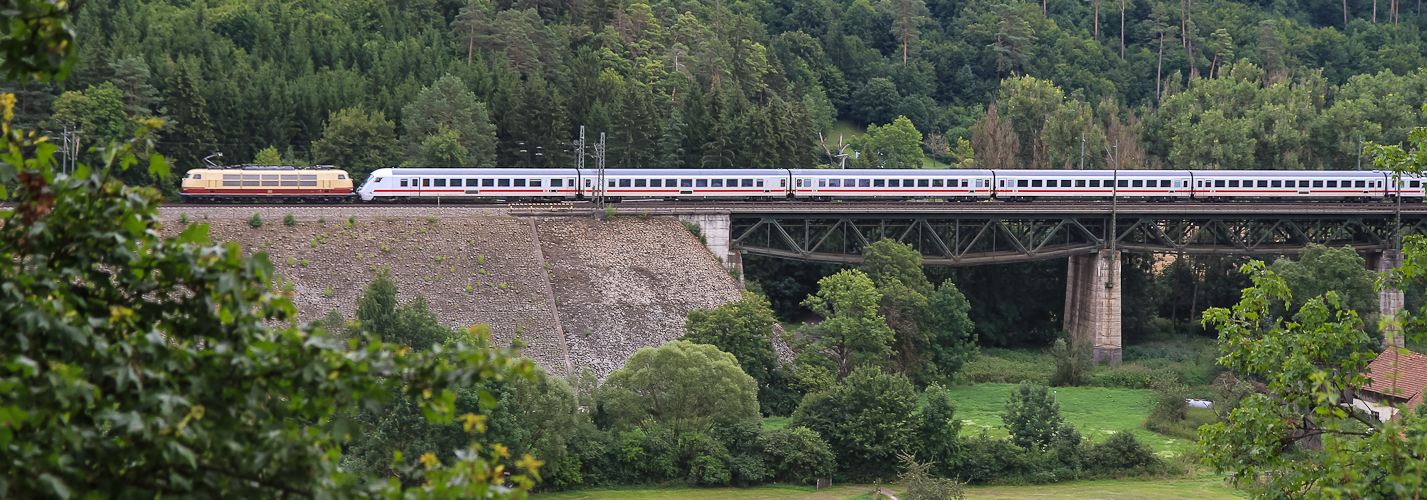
[818,179,827,187]
[682,179,694,187]
[434,179,446,187]
[712,179,724,187]
[225,174,240,180]
[696,179,709,187]
[421,178,430,187]
[485,179,497,187]
[829,179,841,187]
[530,180,542,187]
[1074,180,1085,187]
[889,179,900,187]
[1046,180,1057,187]
[1130,180,1141,187]
[1228,180,1238,187]
[904,179,914,186]
[262,175,280,187]
[1089,180,1100,187]
[780,179,787,187]
[551,179,562,187]
[338,175,346,180]
[1031,180,1043,187]
[918,179,930,187]
[650,179,662,187]
[1326,181,1337,188]
[1162,180,1173,187]
[1312,180,1323,188]
[1413,181,1422,188]
[1256,180,1267,187]
[619,179,631,187]
[873,179,886,187]
[1061,179,1072,187]
[464,179,477,186]
[757,180,765,187]
[846,179,856,187]
[1356,181,1366,188]
[859,179,870,187]
[934,179,945,187]
[1212,180,1224,187]
[1118,180,1129,188]
[728,179,738,187]
[634,179,646,187]
[666,179,677,186]
[1271,180,1281,187]
[498,179,510,187]
[450,178,461,186]
[742,179,754,187]
[794,179,803,188]
[1012,179,1025,187]
[514,179,527,187]
[400,179,408,187]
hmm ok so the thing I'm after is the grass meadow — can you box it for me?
[536,475,1243,499]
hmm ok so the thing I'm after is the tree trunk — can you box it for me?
[466,23,475,65]
[1157,32,1164,99]
[1343,0,1348,27]
[1096,0,1100,38]
[1120,0,1126,59]
[1373,0,1377,22]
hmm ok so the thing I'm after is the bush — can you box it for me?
[1088,363,1154,389]
[248,213,263,228]
[1083,432,1161,473]
[757,426,836,484]
[1001,383,1075,452]
[961,349,1053,384]
[283,212,297,226]
[1050,338,1093,387]
[179,212,188,224]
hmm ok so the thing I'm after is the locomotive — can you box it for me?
[180,166,356,203]
[351,167,1427,203]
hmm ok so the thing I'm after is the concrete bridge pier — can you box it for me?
[1368,250,1405,348]
[676,212,742,278]
[1064,250,1122,364]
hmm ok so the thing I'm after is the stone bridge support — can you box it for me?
[1064,250,1122,364]
[1368,250,1405,348]
[676,212,742,278]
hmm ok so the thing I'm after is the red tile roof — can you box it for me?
[1362,350,1427,410]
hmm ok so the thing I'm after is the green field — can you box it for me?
[946,383,1200,459]
[536,476,1243,499]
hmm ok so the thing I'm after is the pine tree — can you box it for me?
[161,58,216,173]
[610,82,659,168]
[109,56,162,119]
[658,107,688,168]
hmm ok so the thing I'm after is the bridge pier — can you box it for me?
[676,212,742,278]
[1368,250,1405,348]
[1064,250,1122,364]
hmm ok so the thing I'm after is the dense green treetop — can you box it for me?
[600,340,760,434]
[1269,243,1379,317]
[800,269,896,380]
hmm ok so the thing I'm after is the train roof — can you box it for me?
[1191,170,1402,178]
[581,168,787,176]
[789,168,996,176]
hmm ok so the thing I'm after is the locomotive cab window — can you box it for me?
[338,175,346,180]
[192,174,202,180]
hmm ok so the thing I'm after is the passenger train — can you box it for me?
[182,166,1427,203]
[350,168,1426,203]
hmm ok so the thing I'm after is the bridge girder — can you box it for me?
[730,214,1425,265]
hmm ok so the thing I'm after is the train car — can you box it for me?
[994,169,1194,201]
[585,169,789,201]
[788,168,995,201]
[358,168,582,202]
[181,166,355,203]
[1189,170,1423,201]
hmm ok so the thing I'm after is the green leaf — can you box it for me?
[478,389,498,409]
[148,154,170,177]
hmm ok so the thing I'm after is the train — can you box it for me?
[182,166,1427,203]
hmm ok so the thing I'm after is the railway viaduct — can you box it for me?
[597,202,1427,364]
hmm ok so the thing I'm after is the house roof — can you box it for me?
[1362,350,1427,409]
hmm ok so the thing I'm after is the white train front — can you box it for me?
[356,168,1425,203]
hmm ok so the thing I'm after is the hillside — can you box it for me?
[157,206,742,376]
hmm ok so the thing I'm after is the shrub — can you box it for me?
[1083,432,1160,473]
[1001,383,1073,452]
[477,255,485,265]
[346,216,355,228]
[757,426,835,484]
[283,213,296,226]
[248,213,263,228]
[178,212,188,224]
[1050,338,1093,387]
[300,259,308,266]
[961,349,1053,384]
[1088,364,1154,389]
[681,220,707,245]
[324,287,334,298]
[603,206,616,220]
[317,216,325,224]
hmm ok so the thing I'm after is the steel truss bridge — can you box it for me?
[725,203,1427,265]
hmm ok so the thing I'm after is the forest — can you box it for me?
[7,0,1427,198]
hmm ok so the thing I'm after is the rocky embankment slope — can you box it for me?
[157,206,742,376]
